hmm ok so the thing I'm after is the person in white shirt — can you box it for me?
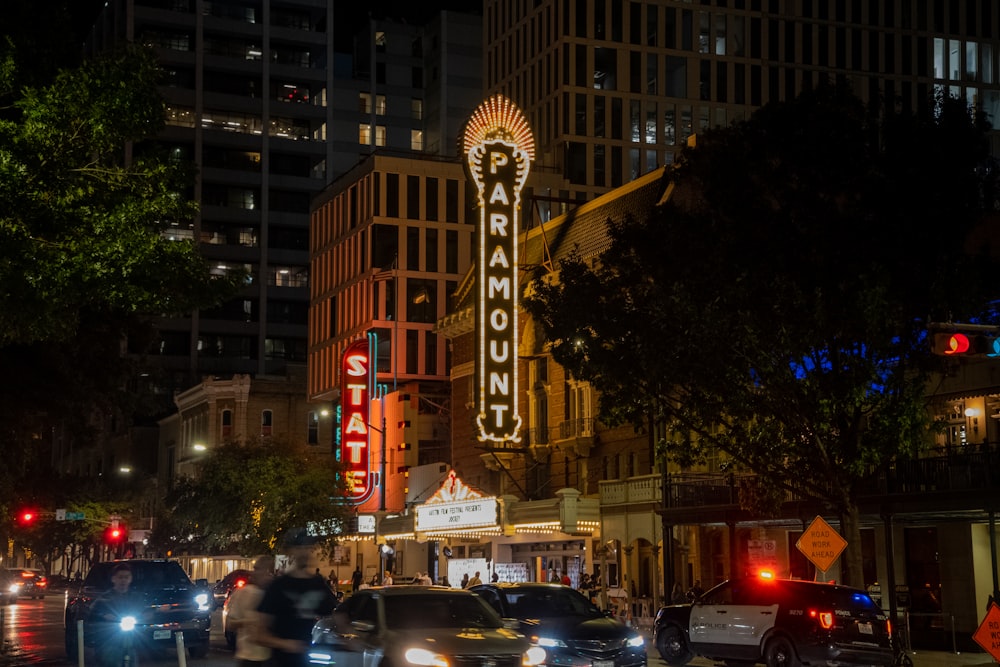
[226,555,275,667]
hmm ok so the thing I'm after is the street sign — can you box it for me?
[973,602,1000,661]
[56,509,65,521]
[795,515,847,572]
[66,511,85,520]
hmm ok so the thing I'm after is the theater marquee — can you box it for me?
[463,95,535,444]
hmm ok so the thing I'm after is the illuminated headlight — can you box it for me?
[534,637,567,648]
[404,648,450,667]
[309,651,335,665]
[7,584,18,594]
[119,616,137,632]
[627,635,645,648]
[523,646,547,666]
[194,592,211,611]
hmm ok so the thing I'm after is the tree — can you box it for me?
[155,439,349,556]
[0,43,245,503]
[523,84,999,588]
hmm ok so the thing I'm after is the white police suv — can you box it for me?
[653,573,894,667]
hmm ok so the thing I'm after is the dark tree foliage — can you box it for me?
[523,84,999,587]
[154,439,349,557]
[0,43,245,505]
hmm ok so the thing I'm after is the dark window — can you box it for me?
[407,227,420,270]
[372,224,398,270]
[406,175,420,219]
[446,231,458,273]
[445,179,458,222]
[426,228,438,272]
[386,173,399,217]
[425,177,438,222]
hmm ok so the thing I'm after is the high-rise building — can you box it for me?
[84,1,483,398]
[484,0,1000,202]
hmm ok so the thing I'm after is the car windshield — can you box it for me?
[384,594,503,630]
[84,562,193,590]
[504,588,601,618]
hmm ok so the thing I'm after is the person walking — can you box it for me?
[351,566,363,592]
[466,571,482,588]
[227,555,275,667]
[258,529,339,667]
[460,573,469,588]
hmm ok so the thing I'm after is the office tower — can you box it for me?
[483,0,1000,203]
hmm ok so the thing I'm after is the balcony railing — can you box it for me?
[598,446,1000,512]
[558,418,595,440]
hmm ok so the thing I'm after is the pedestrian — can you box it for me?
[460,573,469,588]
[227,555,275,667]
[351,566,363,592]
[466,571,482,587]
[561,573,571,586]
[382,571,393,586]
[420,571,433,585]
[90,563,144,667]
[687,579,704,601]
[670,582,686,604]
[257,528,339,667]
[491,571,499,583]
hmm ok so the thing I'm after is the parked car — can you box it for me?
[309,586,546,667]
[471,582,646,667]
[213,568,252,608]
[0,570,19,605]
[3,568,46,600]
[64,559,213,660]
[652,572,894,667]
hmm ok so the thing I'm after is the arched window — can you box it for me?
[261,409,273,437]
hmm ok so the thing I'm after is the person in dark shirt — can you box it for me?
[90,563,145,667]
[258,528,338,667]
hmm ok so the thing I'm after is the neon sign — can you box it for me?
[464,95,534,443]
[340,339,374,504]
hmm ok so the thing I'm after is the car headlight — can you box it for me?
[8,584,19,594]
[404,647,450,667]
[627,635,645,648]
[534,637,567,648]
[194,592,211,611]
[119,616,138,632]
[523,646,547,666]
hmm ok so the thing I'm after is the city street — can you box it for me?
[1,594,995,667]
[0,594,231,666]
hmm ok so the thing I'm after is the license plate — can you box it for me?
[153,630,172,640]
[858,622,873,635]
[593,661,615,667]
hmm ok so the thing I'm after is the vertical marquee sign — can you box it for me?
[340,339,375,504]
[463,95,534,443]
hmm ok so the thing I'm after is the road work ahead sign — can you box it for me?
[795,515,847,572]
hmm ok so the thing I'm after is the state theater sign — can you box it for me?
[463,95,534,444]
[340,339,375,504]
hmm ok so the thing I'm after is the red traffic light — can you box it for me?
[17,510,37,525]
[105,525,125,542]
[933,333,971,355]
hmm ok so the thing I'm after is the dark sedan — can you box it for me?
[212,569,251,608]
[471,582,647,667]
[310,586,546,667]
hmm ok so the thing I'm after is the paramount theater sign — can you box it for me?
[463,95,534,444]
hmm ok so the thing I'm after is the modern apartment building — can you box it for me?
[84,1,483,397]
[483,0,1000,202]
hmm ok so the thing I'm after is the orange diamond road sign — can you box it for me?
[795,515,848,572]
[973,602,1000,662]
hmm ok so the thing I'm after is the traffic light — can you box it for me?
[105,525,125,543]
[931,332,1000,357]
[16,510,36,526]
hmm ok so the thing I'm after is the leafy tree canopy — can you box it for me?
[523,84,999,586]
[0,43,245,498]
[155,439,349,557]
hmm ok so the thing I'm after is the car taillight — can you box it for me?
[236,579,247,588]
[887,619,893,637]
[809,609,834,629]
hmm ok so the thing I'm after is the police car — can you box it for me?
[652,573,894,667]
